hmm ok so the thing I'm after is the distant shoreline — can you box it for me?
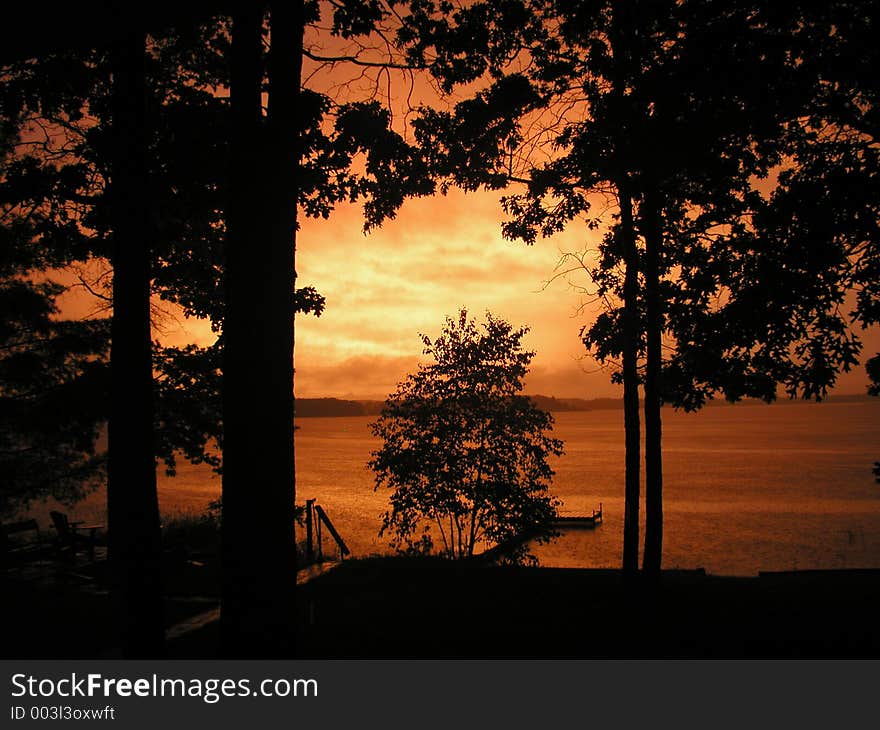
[294,393,876,418]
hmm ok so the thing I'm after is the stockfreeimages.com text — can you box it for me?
[10,673,317,704]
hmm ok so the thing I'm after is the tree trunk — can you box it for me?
[609,1,641,576]
[265,0,303,633]
[642,190,663,576]
[221,0,302,657]
[618,182,642,576]
[107,28,165,657]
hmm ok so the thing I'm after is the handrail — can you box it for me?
[313,505,350,558]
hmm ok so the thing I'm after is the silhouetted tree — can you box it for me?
[220,0,304,656]
[0,124,108,516]
[402,0,879,577]
[2,2,432,656]
[655,1,879,489]
[0,51,111,521]
[0,15,234,656]
[0,280,107,518]
[402,0,645,573]
[105,26,167,657]
[219,0,437,655]
[567,1,815,573]
[0,15,162,658]
[369,309,562,561]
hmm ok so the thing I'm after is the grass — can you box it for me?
[161,509,222,562]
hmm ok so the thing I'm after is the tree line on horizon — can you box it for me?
[295,394,633,417]
[296,391,877,418]
[1,0,877,656]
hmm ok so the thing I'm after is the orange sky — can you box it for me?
[157,186,618,400]
[280,19,880,402]
[154,185,879,402]
[50,19,880,404]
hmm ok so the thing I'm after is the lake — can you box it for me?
[56,399,880,576]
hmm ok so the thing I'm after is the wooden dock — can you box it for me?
[552,503,603,529]
[472,503,605,564]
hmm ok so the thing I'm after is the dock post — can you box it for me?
[305,498,315,563]
[316,514,323,563]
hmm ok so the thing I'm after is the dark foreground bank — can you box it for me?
[290,559,880,659]
[4,557,878,658]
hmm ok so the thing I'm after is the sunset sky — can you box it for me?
[298,188,618,400]
[42,19,877,406]
[155,185,613,400]
[152,185,879,402]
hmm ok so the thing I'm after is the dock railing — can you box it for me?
[301,499,350,566]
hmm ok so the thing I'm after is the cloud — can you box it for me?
[293,349,623,402]
[56,176,880,401]
[290,185,609,383]
[525,361,622,399]
[295,353,421,400]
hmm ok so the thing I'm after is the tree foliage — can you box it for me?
[369,309,562,561]
[0,4,434,510]
[412,0,861,407]
[398,0,880,570]
[0,279,108,517]
[0,119,108,517]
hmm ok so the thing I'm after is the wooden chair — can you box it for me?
[49,511,104,560]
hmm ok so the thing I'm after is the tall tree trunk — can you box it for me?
[618,182,642,576]
[107,28,165,657]
[221,0,301,657]
[265,0,303,636]
[642,189,663,576]
[609,0,641,576]
[221,1,276,657]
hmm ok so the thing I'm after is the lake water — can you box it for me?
[56,400,880,577]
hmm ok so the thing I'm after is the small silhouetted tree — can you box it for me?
[369,309,562,561]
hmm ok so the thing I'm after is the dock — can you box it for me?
[552,503,603,529]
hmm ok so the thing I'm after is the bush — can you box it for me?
[369,309,562,560]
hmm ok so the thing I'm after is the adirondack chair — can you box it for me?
[49,511,104,559]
